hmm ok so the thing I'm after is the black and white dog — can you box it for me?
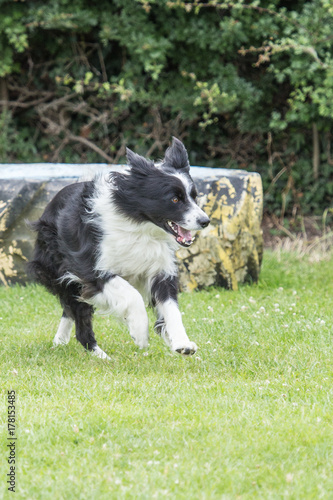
[28,138,210,359]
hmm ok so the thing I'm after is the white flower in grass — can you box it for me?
[249,297,256,304]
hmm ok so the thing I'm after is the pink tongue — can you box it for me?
[177,226,192,243]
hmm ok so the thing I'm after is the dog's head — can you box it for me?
[113,138,210,247]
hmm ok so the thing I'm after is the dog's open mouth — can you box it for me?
[166,221,194,247]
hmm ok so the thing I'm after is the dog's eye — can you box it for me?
[172,197,179,203]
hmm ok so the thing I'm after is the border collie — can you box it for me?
[28,138,210,360]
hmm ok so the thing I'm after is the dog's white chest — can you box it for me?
[96,221,177,288]
[91,182,178,290]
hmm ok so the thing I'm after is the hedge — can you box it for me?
[0,0,333,216]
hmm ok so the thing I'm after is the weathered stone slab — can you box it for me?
[0,164,263,289]
[177,172,263,291]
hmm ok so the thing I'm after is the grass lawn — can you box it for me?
[1,250,333,499]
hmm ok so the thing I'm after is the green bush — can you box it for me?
[0,0,332,216]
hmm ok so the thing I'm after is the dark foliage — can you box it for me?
[1,0,333,217]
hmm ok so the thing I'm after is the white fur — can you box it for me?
[156,299,197,354]
[86,275,149,349]
[53,316,74,345]
[90,178,178,300]
[92,345,111,360]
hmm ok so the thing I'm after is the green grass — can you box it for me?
[1,250,333,499]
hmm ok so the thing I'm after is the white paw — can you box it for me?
[130,330,149,349]
[128,311,149,349]
[53,317,73,345]
[172,341,198,356]
[92,345,111,360]
[53,334,71,346]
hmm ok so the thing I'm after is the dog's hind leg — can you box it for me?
[59,300,111,360]
[53,312,74,346]
[74,302,111,360]
[85,276,149,349]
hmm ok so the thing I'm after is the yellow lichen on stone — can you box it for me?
[177,172,263,291]
[0,206,9,233]
[0,246,17,286]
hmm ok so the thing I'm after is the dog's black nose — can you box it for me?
[198,216,210,228]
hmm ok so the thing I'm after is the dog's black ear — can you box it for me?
[164,137,190,172]
[126,148,154,175]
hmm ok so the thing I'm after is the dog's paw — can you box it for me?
[92,345,111,360]
[129,320,149,349]
[130,333,149,349]
[174,341,198,356]
[129,323,149,349]
[53,335,70,346]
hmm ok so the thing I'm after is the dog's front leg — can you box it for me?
[152,275,197,356]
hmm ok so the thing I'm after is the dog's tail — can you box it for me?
[26,218,62,295]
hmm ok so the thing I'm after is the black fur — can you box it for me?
[28,182,102,289]
[164,137,190,173]
[151,274,178,306]
[27,181,108,352]
[112,140,198,229]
